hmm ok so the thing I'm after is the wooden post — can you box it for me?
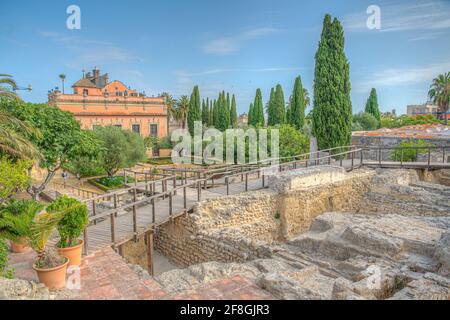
[443,147,446,163]
[146,231,154,276]
[173,175,177,195]
[226,177,229,195]
[428,148,431,167]
[169,192,173,216]
[132,188,137,241]
[245,173,248,191]
[197,181,201,201]
[151,198,155,223]
[111,194,117,245]
[183,186,187,208]
[351,151,354,169]
[262,173,265,188]
[145,173,148,194]
[83,229,89,255]
[92,200,97,225]
[401,149,403,167]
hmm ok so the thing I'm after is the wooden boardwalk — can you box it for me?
[80,145,449,254]
[83,174,266,253]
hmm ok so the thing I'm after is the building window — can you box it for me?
[83,89,89,96]
[132,124,140,134]
[149,124,158,137]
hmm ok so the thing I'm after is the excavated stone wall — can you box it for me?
[154,166,375,267]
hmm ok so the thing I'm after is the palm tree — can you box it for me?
[0,74,41,159]
[0,74,20,100]
[428,72,449,125]
[0,110,41,160]
[59,74,66,94]
[176,95,190,129]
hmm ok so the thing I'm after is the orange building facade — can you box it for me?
[48,68,168,138]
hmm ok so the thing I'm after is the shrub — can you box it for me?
[158,136,173,149]
[391,140,430,162]
[0,239,15,278]
[0,157,31,205]
[352,112,379,131]
[95,176,134,188]
[0,199,43,242]
[47,196,89,248]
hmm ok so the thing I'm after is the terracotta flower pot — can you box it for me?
[57,239,83,266]
[33,258,69,291]
[10,237,30,253]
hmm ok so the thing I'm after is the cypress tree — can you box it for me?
[187,85,201,136]
[273,84,286,125]
[248,103,254,126]
[208,100,213,126]
[312,14,352,150]
[213,99,219,128]
[286,95,292,125]
[202,98,210,126]
[289,76,306,130]
[217,91,230,131]
[230,94,238,128]
[365,88,381,126]
[267,87,275,126]
[226,92,231,127]
[253,89,264,127]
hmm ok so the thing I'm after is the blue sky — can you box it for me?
[1,0,449,115]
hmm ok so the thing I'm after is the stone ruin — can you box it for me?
[152,166,450,300]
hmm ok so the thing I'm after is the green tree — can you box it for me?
[2,101,98,199]
[175,95,189,129]
[217,91,230,131]
[59,74,66,94]
[94,126,145,176]
[248,103,254,126]
[312,14,352,150]
[202,98,209,126]
[352,112,379,131]
[273,84,286,125]
[428,72,449,125]
[252,89,264,127]
[0,157,30,205]
[208,99,213,126]
[230,94,238,128]
[0,74,20,100]
[266,87,276,126]
[289,76,306,129]
[364,88,381,126]
[187,86,201,136]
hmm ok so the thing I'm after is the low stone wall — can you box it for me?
[154,166,376,268]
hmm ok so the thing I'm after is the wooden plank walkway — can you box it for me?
[83,175,266,253]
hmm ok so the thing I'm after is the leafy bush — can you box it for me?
[63,157,106,178]
[271,124,309,161]
[47,196,89,248]
[381,114,441,129]
[157,136,173,149]
[0,199,43,242]
[352,112,379,131]
[391,140,430,162]
[94,176,134,189]
[0,157,31,205]
[0,239,15,278]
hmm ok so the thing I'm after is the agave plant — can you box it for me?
[0,199,43,243]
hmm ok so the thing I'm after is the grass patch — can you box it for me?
[88,176,135,191]
[147,157,173,166]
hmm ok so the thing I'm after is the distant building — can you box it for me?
[381,109,397,118]
[238,113,248,127]
[406,103,439,117]
[48,67,168,138]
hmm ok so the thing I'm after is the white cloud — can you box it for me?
[353,61,450,92]
[39,31,142,66]
[203,27,280,55]
[342,1,450,33]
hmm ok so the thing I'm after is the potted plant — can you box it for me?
[30,210,68,290]
[0,200,43,253]
[47,195,89,266]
